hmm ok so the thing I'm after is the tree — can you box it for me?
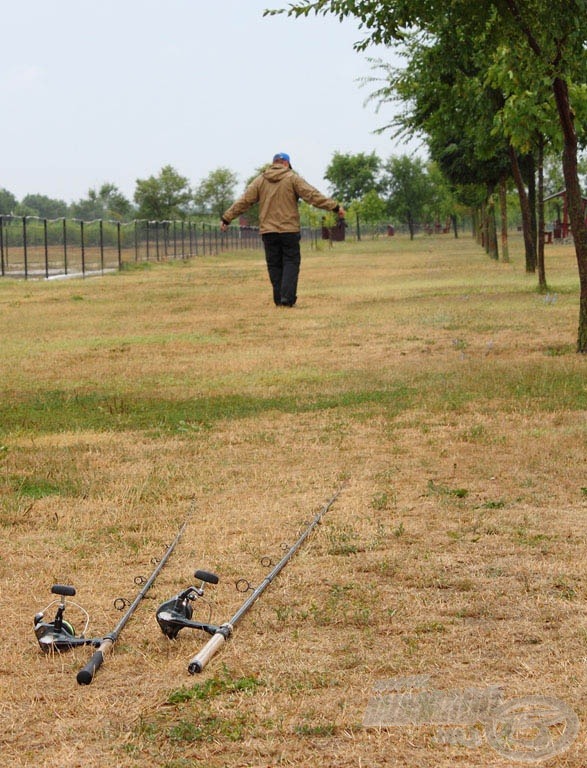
[0,188,17,215]
[382,155,431,238]
[358,189,388,226]
[96,183,133,220]
[324,151,381,204]
[424,162,460,237]
[134,165,192,220]
[70,183,133,221]
[193,167,238,218]
[69,189,104,221]
[19,194,68,219]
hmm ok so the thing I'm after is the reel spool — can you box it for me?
[156,569,219,639]
[34,584,94,653]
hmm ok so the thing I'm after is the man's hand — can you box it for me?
[220,221,229,232]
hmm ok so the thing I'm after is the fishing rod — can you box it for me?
[180,487,343,675]
[75,518,189,685]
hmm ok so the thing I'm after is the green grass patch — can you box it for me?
[0,385,415,437]
[166,670,262,704]
[11,477,65,499]
[168,713,250,743]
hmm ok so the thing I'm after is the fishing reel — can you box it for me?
[34,584,97,653]
[157,569,219,639]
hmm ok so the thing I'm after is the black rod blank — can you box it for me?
[187,488,343,674]
[77,519,189,685]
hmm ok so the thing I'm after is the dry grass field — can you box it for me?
[0,232,586,767]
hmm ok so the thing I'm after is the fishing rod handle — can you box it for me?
[77,638,113,685]
[187,629,230,674]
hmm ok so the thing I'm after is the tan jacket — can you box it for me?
[222,164,339,234]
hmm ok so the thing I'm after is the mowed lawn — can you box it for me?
[1,232,586,767]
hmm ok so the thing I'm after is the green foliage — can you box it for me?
[324,150,381,203]
[168,713,249,743]
[357,189,388,225]
[370,491,389,511]
[0,384,416,438]
[485,45,562,154]
[19,194,68,219]
[134,165,192,220]
[327,523,359,555]
[70,183,133,221]
[12,478,65,499]
[0,187,17,215]
[299,200,328,228]
[162,669,262,746]
[427,480,469,499]
[381,155,431,237]
[166,668,262,704]
[193,167,239,218]
[294,722,336,737]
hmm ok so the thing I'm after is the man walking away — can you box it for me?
[220,152,345,307]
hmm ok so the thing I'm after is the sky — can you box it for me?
[0,0,424,204]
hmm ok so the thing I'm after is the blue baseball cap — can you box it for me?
[273,152,291,166]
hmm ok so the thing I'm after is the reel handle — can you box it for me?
[52,585,76,597]
[194,570,219,584]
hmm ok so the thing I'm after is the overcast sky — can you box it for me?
[0,0,424,204]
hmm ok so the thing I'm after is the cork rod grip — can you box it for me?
[187,632,227,674]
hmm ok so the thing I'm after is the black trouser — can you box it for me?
[261,232,301,306]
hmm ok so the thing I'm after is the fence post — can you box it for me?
[0,216,4,276]
[80,220,85,276]
[117,221,122,270]
[44,218,49,278]
[22,216,28,279]
[63,218,68,275]
[99,219,104,273]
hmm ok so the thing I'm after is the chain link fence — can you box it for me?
[0,216,330,280]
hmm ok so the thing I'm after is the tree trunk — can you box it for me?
[509,146,536,272]
[526,155,538,263]
[472,208,481,244]
[487,195,499,260]
[537,136,547,291]
[499,176,510,263]
[407,212,415,240]
[481,200,488,252]
[552,76,587,352]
